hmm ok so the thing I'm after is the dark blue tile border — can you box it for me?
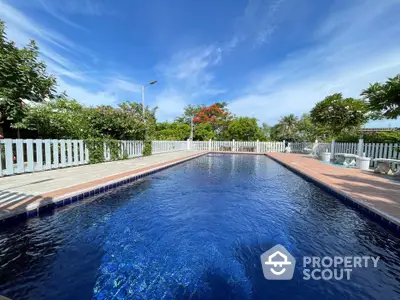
[0,152,207,228]
[265,154,400,235]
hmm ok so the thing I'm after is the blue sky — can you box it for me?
[1,0,400,127]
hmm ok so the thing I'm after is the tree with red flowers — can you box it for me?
[192,102,233,137]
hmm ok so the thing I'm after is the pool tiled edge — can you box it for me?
[0,152,208,226]
[266,153,400,234]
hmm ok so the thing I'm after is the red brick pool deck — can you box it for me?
[267,153,400,227]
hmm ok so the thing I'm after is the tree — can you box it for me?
[297,114,329,141]
[118,100,157,140]
[17,96,90,139]
[175,104,204,124]
[19,97,158,140]
[310,93,369,137]
[361,74,400,119]
[154,122,190,140]
[0,20,57,135]
[270,114,300,141]
[193,103,233,138]
[193,123,216,140]
[225,117,266,141]
[261,122,271,139]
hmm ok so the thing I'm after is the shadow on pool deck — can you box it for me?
[267,153,400,228]
[321,173,400,219]
[0,190,47,221]
[322,173,400,193]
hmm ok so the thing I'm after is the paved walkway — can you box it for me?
[0,151,204,221]
[267,153,400,227]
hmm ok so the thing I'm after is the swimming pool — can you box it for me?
[0,154,399,299]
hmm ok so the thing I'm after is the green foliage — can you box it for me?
[261,123,271,139]
[85,138,126,164]
[175,104,204,124]
[194,123,216,140]
[16,96,91,139]
[225,117,266,141]
[192,102,234,139]
[336,131,400,143]
[270,114,300,142]
[362,75,400,119]
[143,140,152,156]
[155,122,190,140]
[18,97,156,141]
[0,20,56,133]
[297,114,330,142]
[310,93,369,137]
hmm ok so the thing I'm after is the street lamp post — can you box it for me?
[190,116,194,140]
[141,80,158,121]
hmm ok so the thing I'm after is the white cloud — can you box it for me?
[0,1,138,107]
[229,0,400,127]
[57,79,118,106]
[158,46,222,85]
[226,0,285,49]
[154,46,226,121]
[111,79,142,94]
[154,90,187,122]
[38,0,89,32]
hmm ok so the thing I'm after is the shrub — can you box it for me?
[143,140,152,156]
[336,131,400,143]
[85,138,125,164]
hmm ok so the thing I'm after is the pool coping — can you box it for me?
[265,153,400,234]
[0,151,208,227]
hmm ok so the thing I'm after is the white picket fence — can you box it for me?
[12,138,397,176]
[152,141,187,154]
[104,141,143,161]
[188,140,285,152]
[335,141,400,167]
[151,140,285,153]
[0,139,143,176]
[289,140,400,167]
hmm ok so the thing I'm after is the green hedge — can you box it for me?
[143,139,152,156]
[85,138,129,164]
[336,131,400,143]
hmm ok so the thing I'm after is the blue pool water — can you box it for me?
[0,154,399,299]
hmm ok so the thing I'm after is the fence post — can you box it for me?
[256,140,260,153]
[0,142,2,176]
[232,139,235,152]
[357,138,364,157]
[16,139,24,173]
[331,139,335,159]
[187,139,191,151]
[4,139,14,175]
[208,139,211,151]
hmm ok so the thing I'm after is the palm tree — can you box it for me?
[279,114,299,141]
[271,114,300,142]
